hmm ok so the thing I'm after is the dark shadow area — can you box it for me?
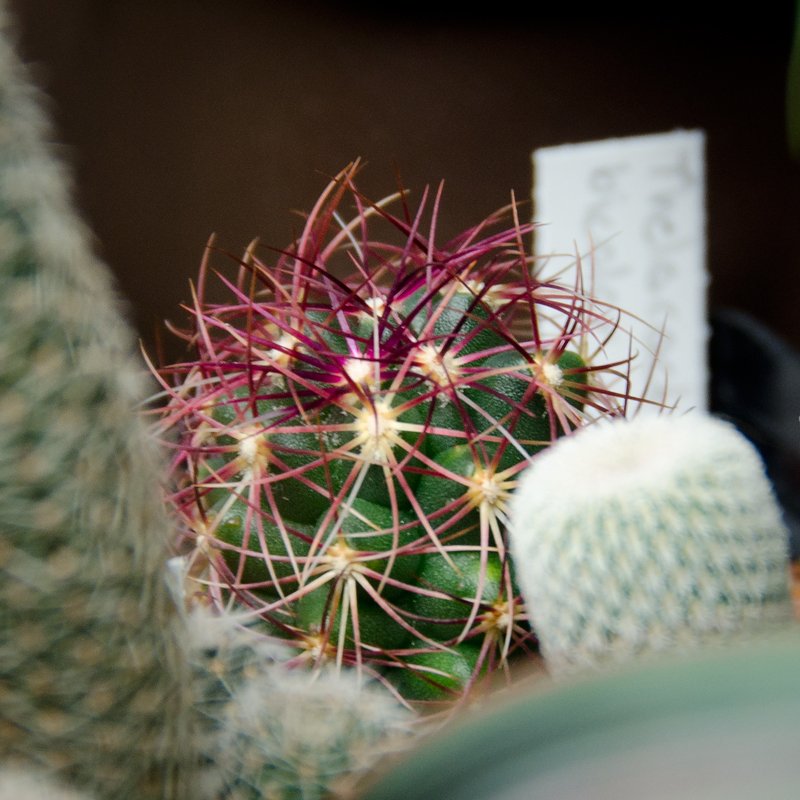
[8,1,800,371]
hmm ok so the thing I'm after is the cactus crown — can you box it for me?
[154,163,643,705]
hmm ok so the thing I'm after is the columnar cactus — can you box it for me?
[0,768,95,800]
[156,165,642,706]
[0,7,196,798]
[508,414,794,677]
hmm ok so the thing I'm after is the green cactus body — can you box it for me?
[390,641,484,702]
[158,165,641,705]
[508,414,794,677]
[0,8,196,798]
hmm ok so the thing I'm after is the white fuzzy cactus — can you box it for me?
[215,665,413,800]
[0,767,96,800]
[509,414,794,676]
[184,607,414,800]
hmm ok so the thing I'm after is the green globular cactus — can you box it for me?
[0,6,196,797]
[508,414,794,677]
[155,164,643,707]
[184,606,414,800]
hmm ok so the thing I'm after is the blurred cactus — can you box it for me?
[0,5,196,798]
[358,627,800,800]
[509,414,794,676]
[185,606,414,800]
[0,767,96,800]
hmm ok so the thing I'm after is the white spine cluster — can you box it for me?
[509,414,793,676]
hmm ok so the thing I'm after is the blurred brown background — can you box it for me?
[9,1,800,364]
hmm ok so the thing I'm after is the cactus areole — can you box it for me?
[155,164,635,707]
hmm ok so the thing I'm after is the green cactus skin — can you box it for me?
[508,414,794,677]
[155,165,643,706]
[0,7,196,797]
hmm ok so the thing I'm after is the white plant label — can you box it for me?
[532,130,707,414]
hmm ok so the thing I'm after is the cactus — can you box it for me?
[508,414,794,677]
[155,164,643,706]
[0,6,197,797]
[0,767,96,800]
[184,606,414,800]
